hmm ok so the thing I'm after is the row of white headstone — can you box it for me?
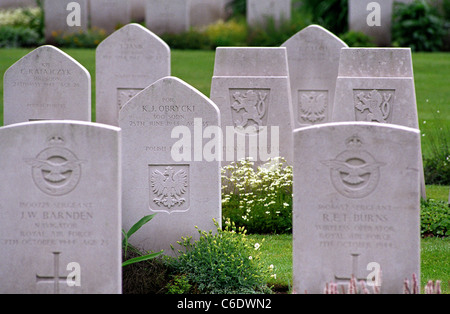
[0,22,436,294]
[42,0,234,41]
[3,0,418,46]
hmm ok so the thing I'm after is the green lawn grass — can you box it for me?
[0,48,449,294]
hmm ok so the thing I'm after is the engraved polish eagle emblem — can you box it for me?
[150,166,188,209]
[298,91,328,124]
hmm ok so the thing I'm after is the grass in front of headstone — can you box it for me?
[426,185,450,201]
[249,235,450,294]
[413,52,450,158]
[247,234,293,293]
[421,237,450,294]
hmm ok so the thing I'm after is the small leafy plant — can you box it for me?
[169,219,273,294]
[122,214,163,267]
[420,199,450,237]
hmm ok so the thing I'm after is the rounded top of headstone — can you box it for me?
[338,48,413,78]
[5,45,90,80]
[282,24,348,50]
[119,76,219,120]
[96,23,170,52]
[213,47,288,77]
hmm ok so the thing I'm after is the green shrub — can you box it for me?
[340,30,376,47]
[204,18,247,48]
[0,25,43,48]
[246,10,311,47]
[52,27,107,48]
[166,274,192,294]
[228,0,246,17]
[299,0,348,35]
[0,7,43,29]
[161,29,212,50]
[421,199,450,237]
[0,6,44,47]
[169,219,273,294]
[222,158,293,234]
[392,0,445,51]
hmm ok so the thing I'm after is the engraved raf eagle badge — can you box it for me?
[321,135,385,199]
[25,136,85,196]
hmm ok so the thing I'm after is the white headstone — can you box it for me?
[131,0,146,22]
[89,0,131,35]
[293,122,421,294]
[119,76,221,254]
[190,0,227,28]
[348,0,414,46]
[44,0,89,43]
[332,48,426,199]
[247,0,291,29]
[0,120,121,294]
[210,47,294,165]
[3,45,91,125]
[146,0,190,35]
[96,23,171,126]
[281,25,348,128]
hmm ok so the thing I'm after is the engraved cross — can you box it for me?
[334,253,367,285]
[36,252,69,294]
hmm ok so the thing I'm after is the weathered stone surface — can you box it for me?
[96,23,170,126]
[282,25,347,128]
[210,47,294,165]
[293,122,421,294]
[0,120,122,294]
[119,76,221,255]
[3,45,91,125]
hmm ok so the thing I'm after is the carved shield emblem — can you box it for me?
[298,90,328,124]
[229,89,270,132]
[354,89,395,123]
[149,165,190,214]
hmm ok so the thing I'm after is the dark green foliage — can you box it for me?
[168,220,273,294]
[392,0,445,51]
[0,25,43,48]
[228,0,246,17]
[299,0,348,35]
[339,30,376,47]
[421,199,450,237]
[161,29,212,50]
